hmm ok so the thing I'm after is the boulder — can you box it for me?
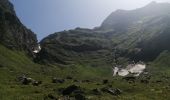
[103,79,109,84]
[0,64,3,67]
[107,88,122,95]
[74,80,79,82]
[44,94,58,100]
[52,78,65,83]
[66,76,73,80]
[18,75,33,85]
[156,80,162,83]
[91,88,101,95]
[62,85,83,95]
[140,79,149,84]
[17,75,42,86]
[82,80,90,83]
[75,94,86,100]
[22,77,33,85]
[101,87,122,96]
[122,76,136,82]
[32,81,42,86]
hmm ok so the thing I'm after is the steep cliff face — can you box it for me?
[0,0,38,57]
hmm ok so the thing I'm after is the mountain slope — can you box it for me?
[38,2,170,66]
[38,28,115,67]
[101,1,170,31]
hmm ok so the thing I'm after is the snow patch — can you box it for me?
[118,69,129,76]
[33,45,41,53]
[113,63,146,77]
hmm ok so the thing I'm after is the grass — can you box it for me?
[0,44,170,99]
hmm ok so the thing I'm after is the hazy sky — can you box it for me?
[10,0,170,40]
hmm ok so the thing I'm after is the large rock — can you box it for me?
[107,88,122,95]
[101,87,122,96]
[18,75,33,85]
[52,78,65,84]
[91,88,101,95]
[75,94,86,100]
[62,85,84,95]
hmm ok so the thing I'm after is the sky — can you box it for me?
[10,0,170,41]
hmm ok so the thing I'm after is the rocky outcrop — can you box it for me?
[0,0,38,57]
[37,28,113,65]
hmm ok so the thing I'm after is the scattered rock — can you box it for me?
[62,85,84,95]
[156,80,162,83]
[52,78,65,83]
[0,64,3,67]
[74,89,84,94]
[18,76,33,85]
[75,94,86,100]
[96,83,100,85]
[66,76,73,80]
[82,80,90,83]
[101,87,122,96]
[91,89,101,95]
[74,80,79,82]
[103,79,109,84]
[101,87,108,92]
[17,75,42,86]
[44,94,58,100]
[62,85,80,95]
[140,79,149,84]
[107,88,122,95]
[107,84,112,87]
[122,76,136,83]
[32,81,42,86]
[34,90,41,94]
[57,88,64,93]
[24,78,33,85]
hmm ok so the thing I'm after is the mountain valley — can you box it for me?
[1,0,170,99]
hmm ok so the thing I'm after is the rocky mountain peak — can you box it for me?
[0,0,15,13]
[147,1,157,5]
[100,1,170,31]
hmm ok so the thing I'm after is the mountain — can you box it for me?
[0,0,38,57]
[38,28,114,67]
[38,1,170,66]
[0,1,113,99]
[100,1,170,61]
[100,1,170,31]
[1,1,170,99]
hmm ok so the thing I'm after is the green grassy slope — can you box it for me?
[1,44,170,100]
[0,44,113,99]
[150,50,170,78]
